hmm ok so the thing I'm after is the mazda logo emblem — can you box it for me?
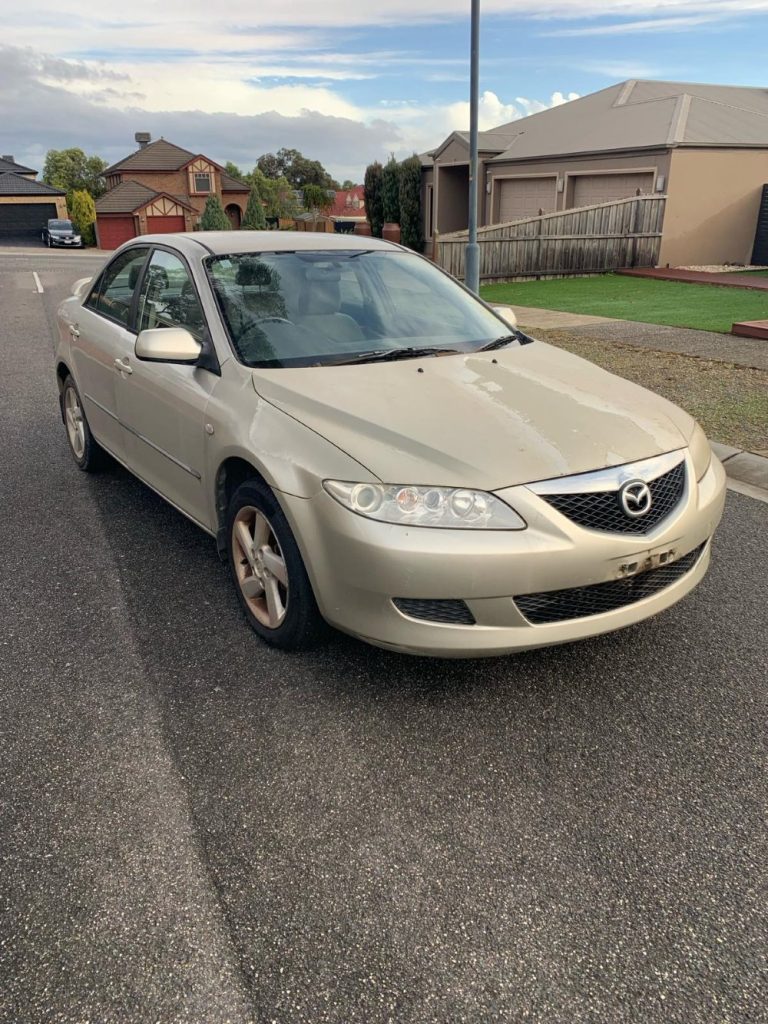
[619,479,653,517]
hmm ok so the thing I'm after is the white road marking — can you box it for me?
[32,271,44,294]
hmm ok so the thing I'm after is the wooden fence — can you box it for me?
[435,195,666,281]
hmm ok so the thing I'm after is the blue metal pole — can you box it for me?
[466,0,480,293]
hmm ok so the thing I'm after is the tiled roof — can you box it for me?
[329,185,366,219]
[430,80,768,167]
[95,180,160,213]
[105,138,197,174]
[221,171,249,192]
[0,157,37,175]
[0,172,65,196]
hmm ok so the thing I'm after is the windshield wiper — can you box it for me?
[330,346,459,365]
[478,334,519,351]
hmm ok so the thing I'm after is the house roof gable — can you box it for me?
[105,138,197,175]
[428,80,768,167]
[0,172,65,196]
[95,180,196,214]
[0,157,37,176]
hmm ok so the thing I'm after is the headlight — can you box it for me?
[73,235,81,242]
[689,422,712,480]
[323,481,527,529]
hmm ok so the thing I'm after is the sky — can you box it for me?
[2,0,768,183]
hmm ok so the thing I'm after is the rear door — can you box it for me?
[72,247,150,461]
[116,247,215,528]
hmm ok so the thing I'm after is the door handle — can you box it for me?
[69,324,80,339]
[114,357,133,376]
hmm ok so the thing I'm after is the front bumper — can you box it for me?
[280,452,726,657]
[50,237,81,247]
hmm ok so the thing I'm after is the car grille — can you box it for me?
[541,460,686,535]
[515,542,706,625]
[393,598,476,625]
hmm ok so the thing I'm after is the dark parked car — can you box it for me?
[42,219,82,248]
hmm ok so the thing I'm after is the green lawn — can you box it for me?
[480,273,768,333]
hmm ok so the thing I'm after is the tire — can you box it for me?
[61,374,110,472]
[227,479,325,650]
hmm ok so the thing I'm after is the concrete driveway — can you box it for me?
[1,250,766,1024]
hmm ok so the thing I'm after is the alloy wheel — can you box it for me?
[64,385,86,460]
[232,506,289,628]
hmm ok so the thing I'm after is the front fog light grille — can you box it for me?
[393,598,476,625]
[515,543,706,625]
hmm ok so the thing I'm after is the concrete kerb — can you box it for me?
[711,443,768,504]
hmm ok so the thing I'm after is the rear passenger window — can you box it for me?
[89,248,149,327]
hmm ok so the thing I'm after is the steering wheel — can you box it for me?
[238,315,295,340]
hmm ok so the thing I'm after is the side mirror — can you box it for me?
[491,304,517,329]
[135,327,202,364]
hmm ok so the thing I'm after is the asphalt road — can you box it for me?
[1,248,767,1024]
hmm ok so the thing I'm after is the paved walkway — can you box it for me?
[617,267,768,290]
[515,307,768,372]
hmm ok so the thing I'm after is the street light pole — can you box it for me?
[466,0,480,294]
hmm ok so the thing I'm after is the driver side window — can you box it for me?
[137,250,205,339]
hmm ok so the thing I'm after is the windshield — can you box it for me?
[49,220,73,230]
[206,250,523,368]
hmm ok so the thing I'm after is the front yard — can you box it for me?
[481,274,768,333]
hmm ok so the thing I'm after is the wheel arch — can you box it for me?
[214,455,271,559]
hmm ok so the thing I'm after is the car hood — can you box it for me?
[51,231,76,237]
[251,342,694,489]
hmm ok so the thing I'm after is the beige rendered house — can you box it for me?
[96,133,250,249]
[422,80,768,266]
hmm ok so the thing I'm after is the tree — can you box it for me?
[224,160,247,182]
[241,185,267,229]
[249,169,300,221]
[341,179,356,190]
[381,155,401,224]
[302,183,333,228]
[256,148,338,190]
[364,161,384,237]
[199,194,231,230]
[42,148,107,202]
[398,155,423,253]
[69,190,97,246]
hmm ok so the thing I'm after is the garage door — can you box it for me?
[571,172,654,208]
[0,202,57,237]
[146,215,185,234]
[498,178,556,222]
[98,216,137,250]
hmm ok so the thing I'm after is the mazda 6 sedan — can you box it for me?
[54,232,726,657]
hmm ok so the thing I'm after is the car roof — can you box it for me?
[133,230,404,258]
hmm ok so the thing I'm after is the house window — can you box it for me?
[193,172,212,193]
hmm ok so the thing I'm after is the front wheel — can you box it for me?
[61,375,109,472]
[227,480,325,650]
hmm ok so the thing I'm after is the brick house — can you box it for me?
[95,133,250,249]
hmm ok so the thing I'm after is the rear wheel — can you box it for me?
[61,375,109,472]
[227,480,325,650]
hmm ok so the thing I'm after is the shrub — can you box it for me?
[398,155,423,253]
[69,189,97,246]
[199,194,231,230]
[363,161,384,237]
[241,186,267,229]
[381,155,401,224]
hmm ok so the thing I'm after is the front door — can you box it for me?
[116,247,215,529]
[73,246,150,461]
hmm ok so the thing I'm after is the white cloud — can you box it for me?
[540,14,725,36]
[0,44,580,182]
